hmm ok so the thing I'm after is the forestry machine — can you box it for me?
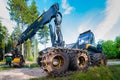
[14,3,106,75]
[68,30,107,66]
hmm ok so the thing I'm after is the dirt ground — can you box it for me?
[0,61,120,80]
[0,68,48,80]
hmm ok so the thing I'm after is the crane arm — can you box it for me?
[16,3,60,46]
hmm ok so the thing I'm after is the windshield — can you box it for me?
[78,31,94,45]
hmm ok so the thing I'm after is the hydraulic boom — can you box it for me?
[16,3,61,46]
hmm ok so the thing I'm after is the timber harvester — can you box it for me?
[68,30,107,67]
[14,3,106,75]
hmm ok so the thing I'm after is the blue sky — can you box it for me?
[0,0,120,47]
[33,0,120,44]
[34,0,107,43]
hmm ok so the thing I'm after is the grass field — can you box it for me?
[0,62,39,70]
[31,65,120,80]
[0,64,39,71]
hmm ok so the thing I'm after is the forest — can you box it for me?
[0,0,120,62]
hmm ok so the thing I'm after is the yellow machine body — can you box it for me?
[12,58,20,63]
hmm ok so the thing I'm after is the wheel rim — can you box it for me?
[52,55,64,69]
[77,56,86,67]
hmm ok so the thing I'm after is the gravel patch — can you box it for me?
[0,68,48,80]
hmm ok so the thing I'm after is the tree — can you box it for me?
[25,39,34,61]
[102,40,117,59]
[7,0,28,56]
[26,0,39,61]
[115,36,120,58]
[7,0,49,61]
[7,0,39,61]
[5,37,13,53]
[11,26,22,41]
[0,21,8,60]
[38,25,49,48]
[10,26,22,53]
[0,22,8,42]
[7,0,28,26]
[25,0,39,25]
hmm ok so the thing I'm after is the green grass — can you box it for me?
[0,64,14,71]
[109,65,120,80]
[24,63,39,68]
[30,65,120,80]
[0,67,13,71]
[0,62,39,71]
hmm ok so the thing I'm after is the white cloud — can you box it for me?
[0,0,15,34]
[62,0,74,15]
[94,0,120,41]
[64,31,78,44]
[77,0,120,42]
[78,18,94,34]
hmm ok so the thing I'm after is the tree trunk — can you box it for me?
[34,34,38,62]
[22,44,24,55]
[21,23,24,56]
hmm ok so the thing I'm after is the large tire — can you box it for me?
[69,50,89,72]
[41,49,69,76]
[37,56,42,67]
[91,53,107,66]
[19,57,25,67]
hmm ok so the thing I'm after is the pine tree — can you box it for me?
[0,21,8,60]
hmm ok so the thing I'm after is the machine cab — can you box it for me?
[77,30,95,49]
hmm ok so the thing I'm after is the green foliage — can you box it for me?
[7,0,28,57]
[0,42,5,49]
[7,0,39,61]
[10,26,22,53]
[25,0,39,25]
[0,22,8,48]
[102,40,117,59]
[11,26,22,41]
[26,39,32,61]
[38,25,49,45]
[25,0,39,61]
[5,37,13,53]
[102,37,120,59]
[33,38,38,61]
[0,22,8,60]
[115,37,120,58]
[7,0,28,24]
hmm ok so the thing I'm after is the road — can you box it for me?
[107,61,120,66]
